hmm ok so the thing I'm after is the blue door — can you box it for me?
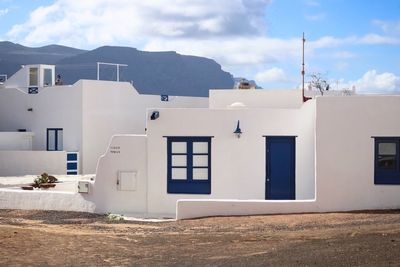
[266,136,295,200]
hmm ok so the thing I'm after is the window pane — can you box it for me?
[378,143,396,155]
[193,142,208,153]
[172,168,187,180]
[378,155,396,169]
[44,69,53,86]
[48,130,55,150]
[172,155,187,166]
[29,68,38,86]
[193,168,208,180]
[193,155,208,167]
[172,142,187,153]
[57,130,63,151]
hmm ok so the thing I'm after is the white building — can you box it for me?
[1,64,399,220]
[67,88,398,219]
[0,64,208,176]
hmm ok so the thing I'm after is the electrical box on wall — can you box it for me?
[117,171,137,191]
[78,181,90,193]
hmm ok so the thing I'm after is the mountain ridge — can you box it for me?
[0,42,234,96]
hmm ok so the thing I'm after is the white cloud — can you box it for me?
[305,13,325,21]
[372,20,400,35]
[0,8,8,16]
[345,70,400,93]
[7,0,271,46]
[331,51,356,59]
[5,1,399,65]
[358,34,400,45]
[255,67,287,83]
[144,37,301,68]
[305,0,320,7]
[334,62,349,71]
[4,0,400,86]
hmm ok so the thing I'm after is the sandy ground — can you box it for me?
[0,209,399,266]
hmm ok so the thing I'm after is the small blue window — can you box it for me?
[374,137,400,185]
[67,162,77,170]
[47,128,63,151]
[67,153,77,161]
[28,87,38,94]
[167,137,212,194]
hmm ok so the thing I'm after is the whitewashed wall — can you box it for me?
[0,132,34,150]
[209,89,303,109]
[4,65,55,92]
[145,100,316,215]
[3,66,29,90]
[315,96,400,211]
[0,79,208,175]
[81,80,208,174]
[84,135,148,214]
[177,95,400,219]
[0,151,66,176]
[0,84,83,153]
[0,190,95,212]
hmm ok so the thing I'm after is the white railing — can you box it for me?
[96,62,128,82]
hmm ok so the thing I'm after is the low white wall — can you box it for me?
[176,199,319,219]
[209,89,303,109]
[84,134,149,215]
[0,151,66,176]
[0,189,95,212]
[0,132,34,150]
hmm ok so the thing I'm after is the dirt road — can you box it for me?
[0,209,399,266]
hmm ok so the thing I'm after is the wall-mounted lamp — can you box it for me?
[234,120,243,138]
[150,111,159,120]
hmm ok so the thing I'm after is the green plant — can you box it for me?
[33,173,57,188]
[106,213,124,221]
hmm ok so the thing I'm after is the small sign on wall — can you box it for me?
[110,146,121,154]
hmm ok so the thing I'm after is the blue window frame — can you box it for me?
[374,137,400,185]
[167,136,212,194]
[47,128,63,151]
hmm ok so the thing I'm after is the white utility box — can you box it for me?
[117,171,137,191]
[78,181,90,193]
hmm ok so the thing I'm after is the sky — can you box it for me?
[0,0,399,93]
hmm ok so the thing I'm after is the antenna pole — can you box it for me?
[302,32,305,101]
[301,33,311,102]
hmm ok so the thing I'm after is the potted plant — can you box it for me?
[32,173,58,189]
